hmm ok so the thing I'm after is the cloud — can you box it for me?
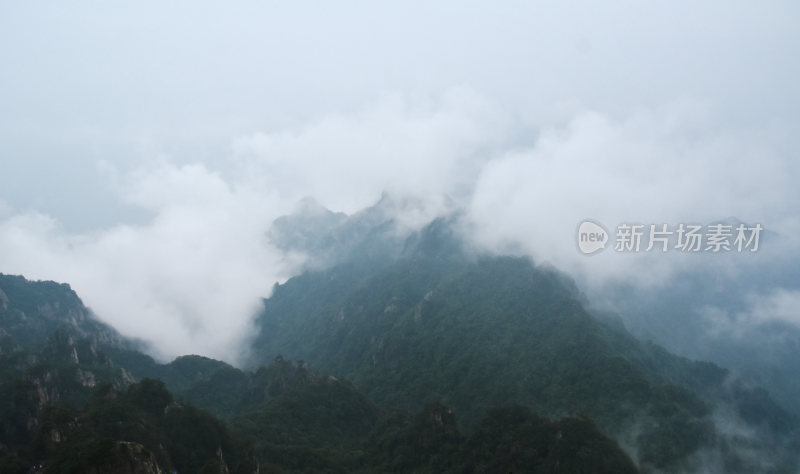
[701,289,800,338]
[466,104,800,288]
[231,87,507,219]
[0,162,300,363]
[0,0,799,362]
[0,90,508,363]
[748,290,800,327]
[1,84,799,363]
[0,83,798,364]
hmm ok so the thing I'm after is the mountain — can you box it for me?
[0,271,640,473]
[249,213,800,473]
[364,402,638,473]
[25,378,258,474]
[168,356,639,474]
[0,274,259,473]
[268,195,411,271]
[591,226,800,417]
[0,273,129,351]
[2,202,797,473]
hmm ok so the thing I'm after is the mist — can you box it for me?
[1,2,799,363]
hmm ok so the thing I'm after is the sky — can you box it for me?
[1,1,799,363]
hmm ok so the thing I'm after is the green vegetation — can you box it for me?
[2,215,799,473]
[248,220,800,472]
[30,379,256,474]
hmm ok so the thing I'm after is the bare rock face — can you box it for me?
[0,287,8,310]
[76,368,97,388]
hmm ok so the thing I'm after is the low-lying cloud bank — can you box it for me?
[0,163,293,362]
[1,90,798,363]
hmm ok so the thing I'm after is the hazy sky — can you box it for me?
[1,2,799,362]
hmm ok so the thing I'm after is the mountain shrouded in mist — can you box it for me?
[248,207,800,472]
[2,2,799,473]
[2,200,800,472]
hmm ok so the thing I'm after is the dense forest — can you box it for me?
[0,272,637,473]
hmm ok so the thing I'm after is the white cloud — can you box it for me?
[0,162,299,364]
[699,289,800,340]
[753,290,800,327]
[231,88,507,218]
[466,105,800,288]
[0,90,507,363]
[700,288,800,337]
[1,89,799,363]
